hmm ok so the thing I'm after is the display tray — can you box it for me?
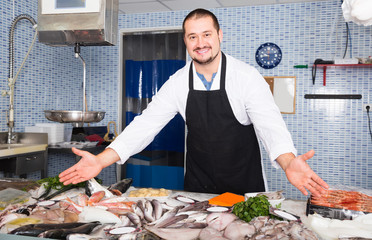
[306,198,369,220]
[123,186,171,202]
[0,178,39,191]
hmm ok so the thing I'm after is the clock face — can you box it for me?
[255,42,282,69]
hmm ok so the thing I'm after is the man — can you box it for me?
[60,8,328,196]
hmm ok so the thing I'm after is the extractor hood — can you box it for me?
[37,0,118,46]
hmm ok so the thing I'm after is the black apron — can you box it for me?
[184,52,265,195]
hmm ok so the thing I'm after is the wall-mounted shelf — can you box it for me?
[314,64,372,86]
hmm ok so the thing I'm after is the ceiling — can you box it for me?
[118,0,330,14]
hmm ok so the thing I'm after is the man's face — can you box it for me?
[183,16,222,65]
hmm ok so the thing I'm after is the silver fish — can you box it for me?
[137,200,145,213]
[144,200,155,223]
[119,215,132,227]
[167,222,208,229]
[126,212,142,228]
[178,200,209,213]
[151,199,163,221]
[132,203,144,220]
[155,214,189,228]
[149,205,182,226]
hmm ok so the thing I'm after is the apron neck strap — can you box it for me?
[189,52,226,90]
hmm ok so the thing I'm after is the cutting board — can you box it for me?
[208,192,245,207]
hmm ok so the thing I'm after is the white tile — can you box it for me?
[119,0,154,3]
[160,0,222,11]
[219,0,274,7]
[119,2,171,14]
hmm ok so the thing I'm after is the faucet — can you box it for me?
[2,14,37,144]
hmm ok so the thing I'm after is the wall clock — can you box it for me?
[255,42,282,69]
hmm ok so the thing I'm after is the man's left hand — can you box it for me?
[277,150,329,197]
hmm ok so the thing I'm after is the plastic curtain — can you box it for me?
[125,59,186,153]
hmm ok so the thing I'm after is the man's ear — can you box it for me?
[218,29,223,42]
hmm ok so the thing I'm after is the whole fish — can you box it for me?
[132,203,144,220]
[67,224,109,240]
[79,207,121,224]
[85,178,113,198]
[126,212,142,228]
[144,200,155,222]
[77,193,89,207]
[151,199,163,220]
[108,178,133,195]
[167,222,208,229]
[10,222,89,237]
[136,199,145,214]
[155,214,189,228]
[119,215,132,227]
[87,191,106,205]
[178,200,209,213]
[35,183,52,200]
[39,222,101,238]
[150,206,182,227]
[44,185,74,200]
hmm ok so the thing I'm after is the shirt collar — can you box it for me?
[192,54,223,90]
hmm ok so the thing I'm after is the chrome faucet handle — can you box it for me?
[1,90,8,96]
[11,134,17,141]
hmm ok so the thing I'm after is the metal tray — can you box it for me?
[44,110,105,123]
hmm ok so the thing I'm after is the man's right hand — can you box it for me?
[59,147,104,185]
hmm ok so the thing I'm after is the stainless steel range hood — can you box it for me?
[37,0,118,46]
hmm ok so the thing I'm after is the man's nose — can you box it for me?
[196,36,205,47]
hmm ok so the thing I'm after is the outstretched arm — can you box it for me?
[59,147,120,185]
[276,150,329,197]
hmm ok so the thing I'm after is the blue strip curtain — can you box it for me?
[125,59,186,153]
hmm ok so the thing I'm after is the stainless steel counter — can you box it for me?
[0,132,48,178]
[0,132,48,158]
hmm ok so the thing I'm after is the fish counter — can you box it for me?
[0,178,372,240]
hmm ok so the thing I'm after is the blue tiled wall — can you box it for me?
[0,0,371,200]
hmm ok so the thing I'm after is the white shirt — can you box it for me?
[109,54,297,168]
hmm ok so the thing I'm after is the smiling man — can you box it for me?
[59,8,328,197]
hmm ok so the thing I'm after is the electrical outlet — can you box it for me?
[364,104,371,112]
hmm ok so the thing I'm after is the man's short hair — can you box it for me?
[182,8,220,36]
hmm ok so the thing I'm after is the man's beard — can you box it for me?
[192,48,219,65]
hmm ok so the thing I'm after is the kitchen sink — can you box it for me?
[0,143,28,150]
[0,132,48,158]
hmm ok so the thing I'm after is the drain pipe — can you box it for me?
[5,14,37,144]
